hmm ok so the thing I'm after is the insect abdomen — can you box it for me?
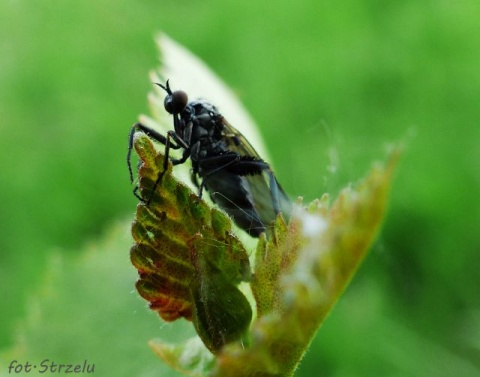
[204,172,267,237]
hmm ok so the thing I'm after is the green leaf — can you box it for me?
[213,148,401,377]
[190,254,252,353]
[130,133,252,352]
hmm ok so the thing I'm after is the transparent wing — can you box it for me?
[219,116,263,160]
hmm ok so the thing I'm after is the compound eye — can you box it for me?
[164,90,188,114]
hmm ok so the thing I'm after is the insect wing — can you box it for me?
[215,117,292,235]
[219,116,263,160]
[245,171,291,228]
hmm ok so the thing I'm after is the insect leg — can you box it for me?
[127,122,186,204]
[207,157,287,216]
[128,123,180,182]
[196,154,242,200]
[145,130,190,205]
[197,155,275,200]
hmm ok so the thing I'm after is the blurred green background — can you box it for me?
[1,0,479,376]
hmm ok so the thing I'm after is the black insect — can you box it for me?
[127,80,291,237]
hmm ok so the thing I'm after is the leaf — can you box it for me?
[130,133,252,351]
[190,254,252,354]
[213,148,401,377]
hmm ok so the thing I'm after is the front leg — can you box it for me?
[127,122,182,184]
[146,130,190,205]
[127,122,190,205]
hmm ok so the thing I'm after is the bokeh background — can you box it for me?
[1,1,479,376]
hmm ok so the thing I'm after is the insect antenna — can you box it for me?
[155,79,172,95]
